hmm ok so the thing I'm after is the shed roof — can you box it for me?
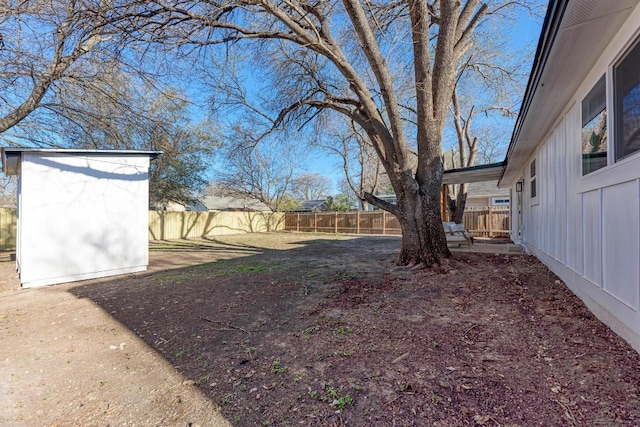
[1,148,162,176]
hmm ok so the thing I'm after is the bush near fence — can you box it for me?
[285,207,510,237]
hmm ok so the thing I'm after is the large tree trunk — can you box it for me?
[395,186,450,267]
[367,177,451,267]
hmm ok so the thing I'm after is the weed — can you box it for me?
[294,372,304,382]
[175,349,186,358]
[334,394,354,410]
[308,389,319,400]
[303,325,320,335]
[271,358,288,374]
[337,350,351,357]
[244,346,256,355]
[326,386,339,400]
[195,374,210,385]
[336,326,353,334]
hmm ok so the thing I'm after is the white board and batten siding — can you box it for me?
[512,3,640,351]
[5,150,158,288]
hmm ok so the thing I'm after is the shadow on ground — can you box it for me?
[69,234,640,426]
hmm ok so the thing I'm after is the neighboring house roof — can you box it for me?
[297,199,327,212]
[500,0,639,186]
[199,196,271,212]
[466,180,509,199]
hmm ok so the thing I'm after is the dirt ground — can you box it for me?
[2,233,640,426]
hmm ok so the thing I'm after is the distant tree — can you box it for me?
[324,194,353,212]
[322,119,392,211]
[215,124,299,211]
[0,176,17,207]
[277,196,301,212]
[62,89,217,206]
[291,173,331,201]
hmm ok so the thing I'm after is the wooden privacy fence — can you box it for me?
[0,208,17,251]
[0,209,285,251]
[285,211,402,235]
[285,207,510,237]
[462,207,510,237]
[148,211,285,240]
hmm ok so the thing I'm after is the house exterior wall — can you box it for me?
[17,153,151,287]
[511,5,640,351]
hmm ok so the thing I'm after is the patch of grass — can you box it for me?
[336,326,353,334]
[271,358,288,374]
[195,374,210,385]
[175,349,186,358]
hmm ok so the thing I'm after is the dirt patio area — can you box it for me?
[2,233,640,426]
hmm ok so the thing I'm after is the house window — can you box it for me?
[582,75,607,175]
[614,39,640,161]
[530,158,537,199]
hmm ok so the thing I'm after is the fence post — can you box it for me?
[488,206,493,237]
[334,212,338,233]
[382,211,387,235]
[296,213,300,232]
[356,211,360,235]
[314,212,317,233]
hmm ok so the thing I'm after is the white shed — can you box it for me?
[1,148,161,288]
[500,1,640,351]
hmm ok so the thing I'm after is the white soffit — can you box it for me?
[501,0,640,185]
[443,163,505,185]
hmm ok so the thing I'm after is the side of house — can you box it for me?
[500,0,640,351]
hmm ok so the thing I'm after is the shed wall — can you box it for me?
[511,5,640,351]
[18,153,150,287]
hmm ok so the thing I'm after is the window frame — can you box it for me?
[529,157,538,205]
[613,37,640,162]
[581,74,608,176]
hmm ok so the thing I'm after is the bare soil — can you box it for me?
[2,233,640,426]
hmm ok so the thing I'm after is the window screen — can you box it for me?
[582,75,607,175]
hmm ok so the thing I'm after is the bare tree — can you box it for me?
[291,173,331,201]
[0,176,16,207]
[137,0,529,266]
[443,9,540,223]
[0,0,181,150]
[322,118,391,210]
[215,124,299,211]
[138,0,489,265]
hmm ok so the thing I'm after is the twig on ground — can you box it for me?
[200,317,251,335]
